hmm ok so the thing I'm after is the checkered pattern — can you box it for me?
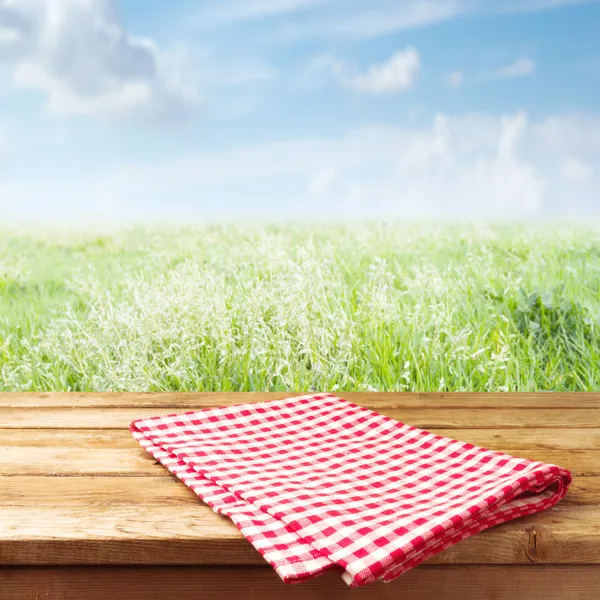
[130,393,571,587]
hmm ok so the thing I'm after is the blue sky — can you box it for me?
[0,0,599,222]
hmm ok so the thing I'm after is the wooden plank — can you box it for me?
[0,429,135,448]
[3,427,598,450]
[434,429,600,451]
[0,446,596,477]
[0,503,598,566]
[1,429,597,476]
[1,565,599,600]
[1,392,599,409]
[569,478,600,505]
[0,475,597,508]
[0,447,165,476]
[0,477,201,506]
[2,407,600,429]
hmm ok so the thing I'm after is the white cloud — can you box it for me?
[305,48,420,94]
[3,111,600,221]
[344,48,420,94]
[446,70,464,88]
[495,58,536,79]
[0,24,21,43]
[449,59,534,87]
[561,157,595,182]
[274,1,463,41]
[259,0,596,41]
[195,0,596,31]
[0,0,198,121]
[535,115,600,155]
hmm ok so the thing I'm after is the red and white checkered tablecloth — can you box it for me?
[130,393,572,587]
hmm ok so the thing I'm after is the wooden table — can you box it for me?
[1,393,599,599]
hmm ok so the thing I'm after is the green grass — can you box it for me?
[1,222,599,392]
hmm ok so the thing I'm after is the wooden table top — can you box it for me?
[1,392,599,568]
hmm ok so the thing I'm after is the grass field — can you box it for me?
[0,222,599,392]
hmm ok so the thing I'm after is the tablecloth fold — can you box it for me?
[130,393,571,587]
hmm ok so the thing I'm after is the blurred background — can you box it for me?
[0,1,598,391]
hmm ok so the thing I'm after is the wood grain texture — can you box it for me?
[0,503,598,566]
[0,392,597,575]
[1,475,597,508]
[1,391,599,408]
[4,427,599,449]
[1,428,597,476]
[1,565,599,600]
[2,407,600,429]
[5,427,600,449]
[1,445,596,477]
[0,446,165,476]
